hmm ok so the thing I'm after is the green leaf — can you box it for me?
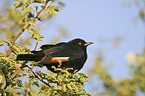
[4,40,22,54]
[0,57,16,66]
[0,52,5,57]
[70,82,79,92]
[58,1,65,7]
[53,7,60,12]
[25,0,33,5]
[13,1,24,8]
[66,84,72,90]
[22,7,34,15]
[54,86,62,91]
[0,43,3,46]
[62,84,67,92]
[139,10,145,19]
[32,81,40,87]
[33,0,44,3]
[35,6,38,12]
[47,2,60,16]
[28,27,44,41]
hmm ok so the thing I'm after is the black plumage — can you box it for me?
[16,38,93,73]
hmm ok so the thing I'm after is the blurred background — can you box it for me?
[0,0,144,95]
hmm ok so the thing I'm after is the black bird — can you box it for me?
[16,38,93,73]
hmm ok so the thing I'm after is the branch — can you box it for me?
[6,0,50,56]
[36,0,50,18]
[11,62,26,79]
[27,66,51,87]
[33,42,39,51]
[25,78,31,96]
[6,33,22,56]
[28,66,64,95]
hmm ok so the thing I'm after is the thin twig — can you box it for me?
[25,65,34,96]
[25,78,31,96]
[33,42,39,51]
[11,62,26,79]
[36,0,50,18]
[28,66,64,95]
[6,32,22,56]
[27,66,51,87]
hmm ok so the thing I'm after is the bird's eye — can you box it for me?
[78,42,82,45]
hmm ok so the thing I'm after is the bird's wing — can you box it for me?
[40,45,55,50]
[38,44,84,64]
[40,42,67,50]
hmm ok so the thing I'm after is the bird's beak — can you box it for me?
[84,42,93,46]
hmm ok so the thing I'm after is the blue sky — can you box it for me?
[38,0,144,80]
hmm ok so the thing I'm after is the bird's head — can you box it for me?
[68,38,93,50]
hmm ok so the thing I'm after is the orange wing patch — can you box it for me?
[51,57,69,63]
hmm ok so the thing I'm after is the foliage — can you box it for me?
[0,0,91,96]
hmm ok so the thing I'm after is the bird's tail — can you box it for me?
[16,54,43,61]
